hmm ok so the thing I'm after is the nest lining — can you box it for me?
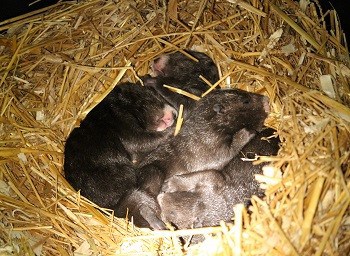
[0,0,349,255]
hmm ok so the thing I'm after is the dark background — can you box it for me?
[319,0,349,40]
[0,0,58,21]
[0,0,349,43]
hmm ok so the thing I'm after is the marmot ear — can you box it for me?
[142,75,157,87]
[193,216,203,228]
[213,103,225,114]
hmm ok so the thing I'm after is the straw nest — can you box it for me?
[0,0,349,255]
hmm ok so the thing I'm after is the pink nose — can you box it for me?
[162,112,175,127]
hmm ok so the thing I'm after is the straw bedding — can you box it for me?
[0,0,349,255]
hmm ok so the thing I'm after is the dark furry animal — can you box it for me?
[151,50,219,84]
[64,82,177,210]
[157,128,280,229]
[115,89,270,229]
[144,50,219,118]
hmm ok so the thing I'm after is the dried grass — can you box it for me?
[0,0,349,255]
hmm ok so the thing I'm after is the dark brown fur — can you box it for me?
[115,89,270,229]
[157,128,280,230]
[145,50,219,118]
[64,82,177,210]
[151,50,219,84]
[64,50,217,220]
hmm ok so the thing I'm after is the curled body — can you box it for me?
[64,82,177,209]
[115,89,270,229]
[158,128,280,229]
[64,50,217,220]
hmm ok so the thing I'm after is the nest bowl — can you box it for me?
[0,0,349,255]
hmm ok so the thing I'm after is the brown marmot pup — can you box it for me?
[144,50,219,118]
[158,128,280,230]
[116,88,270,229]
[64,82,177,210]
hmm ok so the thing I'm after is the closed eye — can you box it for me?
[242,97,250,104]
